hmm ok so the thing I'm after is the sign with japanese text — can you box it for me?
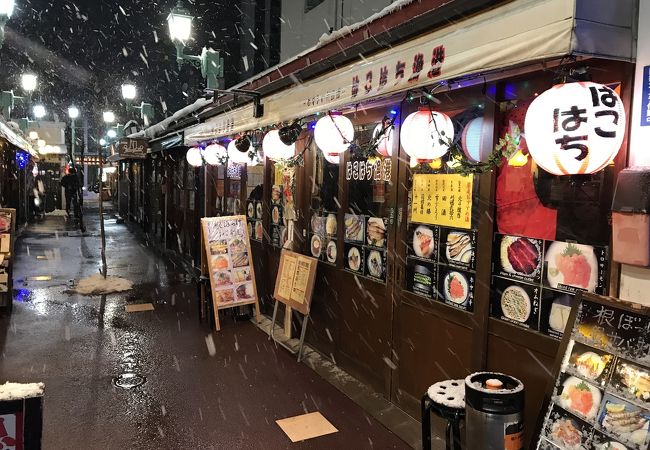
[642,66,650,127]
[201,216,260,329]
[117,138,148,159]
[345,158,391,182]
[535,293,650,450]
[410,174,473,229]
[273,250,318,316]
[184,0,576,144]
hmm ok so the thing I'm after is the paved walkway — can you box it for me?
[0,208,410,449]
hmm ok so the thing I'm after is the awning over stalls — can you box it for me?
[0,120,36,156]
[150,131,184,153]
[184,0,636,145]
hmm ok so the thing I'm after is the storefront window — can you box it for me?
[403,104,482,311]
[245,165,264,242]
[342,122,391,283]
[308,138,339,265]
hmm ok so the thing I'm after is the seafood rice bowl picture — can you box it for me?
[443,271,469,305]
[545,242,598,292]
[558,377,601,419]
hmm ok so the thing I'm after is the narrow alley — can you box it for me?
[0,204,410,449]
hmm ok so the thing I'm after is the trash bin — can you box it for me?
[612,168,650,266]
[465,372,524,450]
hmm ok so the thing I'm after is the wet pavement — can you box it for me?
[0,205,410,449]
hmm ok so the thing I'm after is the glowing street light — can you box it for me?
[68,106,79,119]
[28,131,38,140]
[167,1,223,90]
[33,104,46,119]
[106,129,117,139]
[99,138,107,146]
[121,83,137,101]
[103,111,115,123]
[21,73,37,93]
[0,0,15,49]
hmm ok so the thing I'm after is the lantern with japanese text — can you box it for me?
[262,129,295,161]
[227,139,251,164]
[203,143,227,165]
[323,153,340,165]
[373,120,395,157]
[314,112,354,157]
[524,82,625,175]
[186,147,203,167]
[400,108,454,163]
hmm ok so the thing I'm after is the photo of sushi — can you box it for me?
[412,225,436,259]
[545,241,598,292]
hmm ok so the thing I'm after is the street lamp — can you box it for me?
[28,131,38,140]
[21,73,37,93]
[103,111,115,123]
[121,83,136,101]
[33,104,46,119]
[99,138,107,146]
[0,0,15,49]
[167,1,223,90]
[68,106,80,165]
[106,129,117,139]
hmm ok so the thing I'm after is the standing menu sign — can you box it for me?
[273,250,318,316]
[535,292,650,450]
[201,216,260,330]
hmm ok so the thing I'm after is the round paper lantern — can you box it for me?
[524,82,625,175]
[461,117,491,162]
[262,129,295,160]
[373,121,395,157]
[323,153,340,165]
[400,109,454,162]
[314,113,354,156]
[227,140,251,164]
[203,143,227,165]
[186,147,203,167]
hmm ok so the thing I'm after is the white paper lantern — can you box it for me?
[227,140,251,164]
[186,147,203,167]
[524,82,625,175]
[314,113,354,156]
[323,153,340,165]
[400,109,454,162]
[373,122,395,157]
[262,129,295,160]
[461,117,491,162]
[203,143,227,166]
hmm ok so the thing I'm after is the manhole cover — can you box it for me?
[112,373,146,389]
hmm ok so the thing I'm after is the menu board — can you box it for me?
[245,200,263,242]
[273,250,318,316]
[309,211,338,265]
[201,216,260,325]
[535,293,650,450]
[404,221,477,312]
[490,234,609,339]
[0,209,15,308]
[410,173,473,230]
[342,213,389,283]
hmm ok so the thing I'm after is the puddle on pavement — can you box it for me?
[113,373,146,389]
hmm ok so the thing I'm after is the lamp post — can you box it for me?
[103,110,115,124]
[167,1,223,90]
[0,0,15,49]
[68,106,79,166]
[32,104,46,119]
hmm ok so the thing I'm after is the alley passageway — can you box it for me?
[0,205,409,449]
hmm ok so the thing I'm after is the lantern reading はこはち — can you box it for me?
[262,130,295,161]
[524,82,625,175]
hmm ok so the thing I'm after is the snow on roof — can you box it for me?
[0,382,44,400]
[129,97,212,140]
[316,0,417,47]
[137,0,417,141]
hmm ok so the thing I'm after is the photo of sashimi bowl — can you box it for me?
[366,250,383,278]
[443,271,469,305]
[545,242,598,292]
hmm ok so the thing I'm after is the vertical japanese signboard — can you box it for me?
[535,293,650,450]
[410,174,473,229]
[201,216,260,330]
